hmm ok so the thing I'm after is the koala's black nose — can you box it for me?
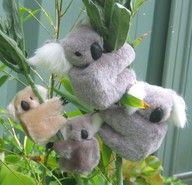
[81,129,88,139]
[149,107,164,123]
[21,101,30,111]
[90,42,103,60]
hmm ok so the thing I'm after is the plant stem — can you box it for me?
[115,154,123,185]
[42,147,51,185]
[75,174,84,185]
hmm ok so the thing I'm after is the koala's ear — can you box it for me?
[169,93,187,128]
[28,42,72,75]
[7,99,18,122]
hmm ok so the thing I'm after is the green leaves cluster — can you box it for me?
[83,0,147,51]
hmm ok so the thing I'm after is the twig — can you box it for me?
[115,154,123,185]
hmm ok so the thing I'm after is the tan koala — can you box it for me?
[7,85,66,145]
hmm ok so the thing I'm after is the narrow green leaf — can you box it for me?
[0,75,9,87]
[0,65,7,71]
[3,0,25,52]
[83,0,107,39]
[131,31,150,48]
[105,3,131,51]
[120,93,149,108]
[131,0,147,17]
[104,0,115,27]
[60,77,74,95]
[5,155,21,164]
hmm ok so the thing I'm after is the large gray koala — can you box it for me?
[99,82,187,161]
[28,25,136,110]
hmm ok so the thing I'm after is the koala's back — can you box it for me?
[69,67,136,110]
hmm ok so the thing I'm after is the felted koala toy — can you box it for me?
[28,25,137,110]
[54,113,101,175]
[7,85,66,145]
[99,81,187,161]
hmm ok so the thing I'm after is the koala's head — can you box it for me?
[7,85,47,120]
[61,25,103,68]
[62,113,102,141]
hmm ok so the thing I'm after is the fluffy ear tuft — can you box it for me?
[28,42,72,75]
[170,93,187,128]
[127,82,146,115]
[7,99,18,122]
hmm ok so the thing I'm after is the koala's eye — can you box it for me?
[81,129,88,139]
[149,107,164,123]
[30,96,33,100]
[21,101,30,111]
[75,51,82,57]
[90,42,103,60]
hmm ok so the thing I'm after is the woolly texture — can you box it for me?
[7,86,66,145]
[99,82,187,161]
[54,115,100,174]
[28,42,72,75]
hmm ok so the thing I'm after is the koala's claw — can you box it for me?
[60,97,68,105]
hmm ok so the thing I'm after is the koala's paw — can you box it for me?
[59,97,68,105]
[48,97,64,112]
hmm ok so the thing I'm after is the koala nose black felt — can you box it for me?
[21,101,30,111]
[150,107,164,123]
[81,129,88,139]
[90,42,102,60]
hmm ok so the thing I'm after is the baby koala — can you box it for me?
[54,114,101,175]
[7,85,66,145]
[99,82,187,161]
[28,24,136,110]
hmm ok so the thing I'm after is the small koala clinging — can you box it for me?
[7,85,66,145]
[54,114,101,175]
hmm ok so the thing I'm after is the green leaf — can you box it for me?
[131,31,150,48]
[105,3,131,51]
[0,163,36,185]
[0,138,4,152]
[0,64,7,71]
[61,77,74,95]
[120,93,148,108]
[83,0,107,39]
[131,0,147,17]
[5,155,21,164]
[3,0,25,52]
[0,29,26,69]
[101,144,112,168]
[104,0,115,27]
[0,75,9,87]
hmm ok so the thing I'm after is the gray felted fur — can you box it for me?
[99,82,186,161]
[54,114,100,175]
[61,25,136,110]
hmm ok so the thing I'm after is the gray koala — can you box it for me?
[53,114,101,175]
[28,25,136,110]
[99,82,186,161]
[62,25,136,110]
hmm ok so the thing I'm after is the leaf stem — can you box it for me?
[115,154,123,185]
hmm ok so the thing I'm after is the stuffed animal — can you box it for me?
[28,25,137,110]
[54,113,101,175]
[99,81,187,161]
[7,85,66,145]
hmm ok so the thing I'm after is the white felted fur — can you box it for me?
[170,93,187,128]
[127,82,146,115]
[28,43,72,75]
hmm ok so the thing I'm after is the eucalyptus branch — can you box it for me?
[115,154,123,185]
[0,57,21,73]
